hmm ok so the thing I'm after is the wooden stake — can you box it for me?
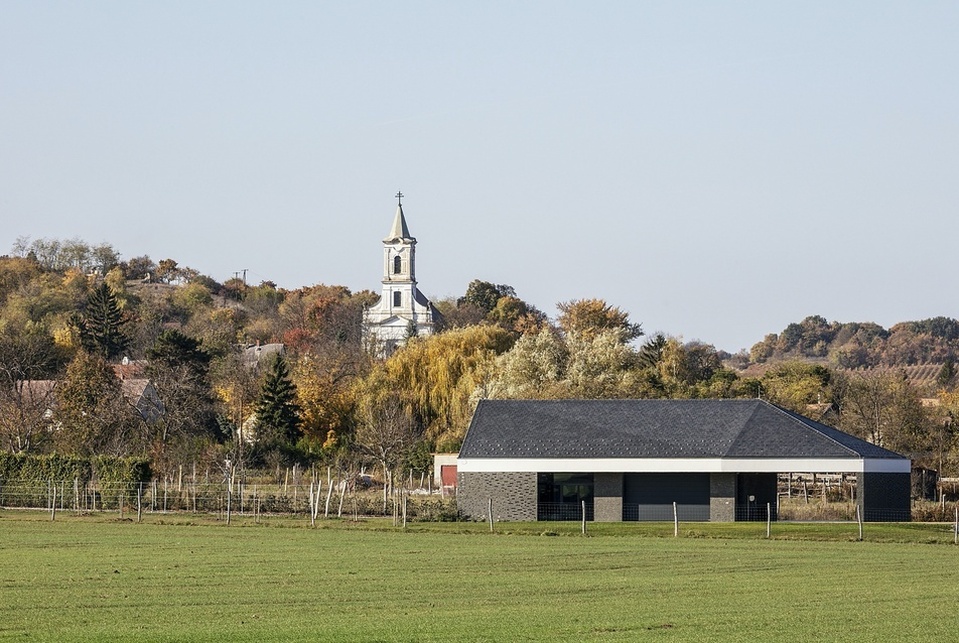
[673,502,678,537]
[766,502,771,539]
[137,484,142,523]
[581,500,587,535]
[50,483,56,522]
[325,479,334,518]
[488,498,494,532]
[856,504,863,541]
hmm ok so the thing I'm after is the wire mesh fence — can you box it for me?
[0,477,460,523]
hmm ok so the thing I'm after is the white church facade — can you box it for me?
[362,194,442,355]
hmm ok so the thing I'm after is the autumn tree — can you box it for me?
[556,298,642,341]
[759,362,832,413]
[486,327,568,399]
[458,280,515,314]
[0,321,62,453]
[145,329,219,470]
[355,325,514,451]
[292,350,364,458]
[353,373,416,482]
[53,351,141,456]
[835,370,930,456]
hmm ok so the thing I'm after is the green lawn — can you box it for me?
[1,512,957,641]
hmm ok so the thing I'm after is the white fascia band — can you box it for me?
[456,457,911,475]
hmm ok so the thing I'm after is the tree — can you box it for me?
[759,361,832,413]
[487,296,548,336]
[556,298,642,341]
[638,333,668,369]
[835,370,929,455]
[354,377,416,481]
[54,351,141,456]
[75,282,129,360]
[457,280,515,314]
[0,321,62,453]
[354,325,514,450]
[252,355,302,465]
[292,350,363,456]
[145,330,218,470]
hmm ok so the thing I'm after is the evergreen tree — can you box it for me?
[254,355,302,460]
[77,283,129,360]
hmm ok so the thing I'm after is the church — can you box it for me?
[362,193,442,355]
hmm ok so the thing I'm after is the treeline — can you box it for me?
[746,314,959,371]
[2,237,958,481]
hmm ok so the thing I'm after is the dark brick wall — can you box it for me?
[457,471,538,521]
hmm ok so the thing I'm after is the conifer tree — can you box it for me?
[254,355,302,459]
[77,282,129,360]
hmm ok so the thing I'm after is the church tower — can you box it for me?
[362,193,441,355]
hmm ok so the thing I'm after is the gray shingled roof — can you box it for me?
[459,399,906,461]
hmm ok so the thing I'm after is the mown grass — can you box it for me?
[1,510,958,641]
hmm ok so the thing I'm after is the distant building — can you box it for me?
[19,378,164,424]
[241,343,285,370]
[363,194,442,355]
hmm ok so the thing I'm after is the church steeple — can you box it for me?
[363,192,441,356]
[384,191,413,242]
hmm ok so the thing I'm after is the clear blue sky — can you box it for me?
[2,2,957,353]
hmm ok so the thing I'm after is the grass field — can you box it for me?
[2,512,958,641]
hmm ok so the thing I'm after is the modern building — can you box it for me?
[456,399,911,522]
[362,194,442,355]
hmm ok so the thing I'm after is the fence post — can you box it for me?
[226,483,232,526]
[673,501,678,537]
[954,506,957,545]
[581,500,587,535]
[137,484,143,523]
[766,502,771,539]
[856,504,863,541]
[488,498,494,533]
[50,481,56,522]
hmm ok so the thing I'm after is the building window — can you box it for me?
[393,291,401,307]
[537,473,593,521]
[393,255,402,274]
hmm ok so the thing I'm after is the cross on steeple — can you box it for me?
[395,191,404,206]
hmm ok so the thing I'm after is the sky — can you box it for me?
[2,2,957,353]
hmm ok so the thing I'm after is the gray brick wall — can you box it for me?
[457,471,538,521]
[594,472,624,522]
[709,473,736,522]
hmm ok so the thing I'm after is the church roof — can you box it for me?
[384,204,413,242]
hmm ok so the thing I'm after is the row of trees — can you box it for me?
[2,240,959,483]
[747,314,959,371]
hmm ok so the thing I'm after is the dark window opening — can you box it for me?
[393,255,402,274]
[538,473,594,521]
[393,291,401,307]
